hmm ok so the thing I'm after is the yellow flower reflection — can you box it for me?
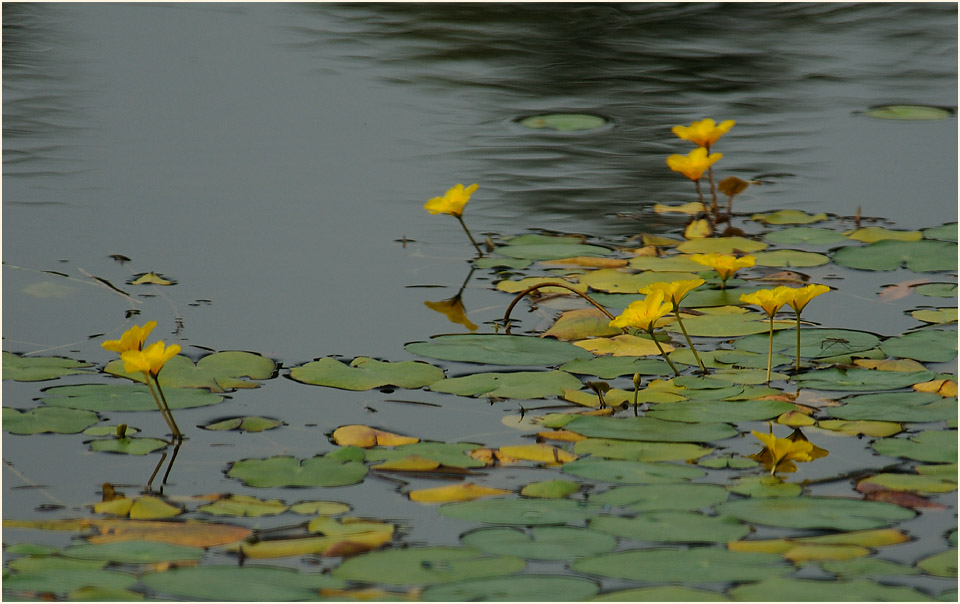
[424,296,478,332]
[101,321,156,354]
[666,147,723,182]
[690,253,755,288]
[424,183,478,217]
[121,340,181,377]
[672,118,735,149]
[751,430,813,475]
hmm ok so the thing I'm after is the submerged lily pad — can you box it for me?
[226,447,368,487]
[422,575,599,601]
[141,565,345,601]
[430,370,582,399]
[880,329,958,362]
[332,546,525,585]
[833,239,958,272]
[589,483,728,511]
[406,334,593,366]
[289,357,444,391]
[518,113,607,132]
[40,383,223,411]
[572,548,789,583]
[3,406,99,434]
[590,511,750,543]
[107,351,276,392]
[717,496,915,530]
[439,498,604,526]
[460,526,615,560]
[864,104,954,120]
[2,351,94,382]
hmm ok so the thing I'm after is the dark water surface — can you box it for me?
[3,2,957,598]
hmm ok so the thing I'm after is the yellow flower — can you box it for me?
[609,290,674,332]
[666,148,722,181]
[121,340,181,377]
[102,321,157,354]
[424,296,478,332]
[740,286,796,317]
[690,253,755,281]
[424,183,478,217]
[786,283,830,313]
[638,279,705,307]
[751,430,814,475]
[672,118,735,148]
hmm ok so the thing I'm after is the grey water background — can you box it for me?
[2,2,957,594]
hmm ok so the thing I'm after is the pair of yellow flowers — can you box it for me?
[740,284,831,318]
[102,320,180,376]
[667,118,734,181]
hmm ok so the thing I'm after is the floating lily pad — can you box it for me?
[572,547,789,583]
[430,370,582,399]
[366,442,486,469]
[846,226,923,243]
[562,458,705,484]
[562,415,738,443]
[197,495,288,517]
[764,227,848,246]
[406,335,593,366]
[647,399,795,423]
[590,511,749,543]
[473,257,531,270]
[289,357,444,391]
[880,329,958,362]
[40,383,223,411]
[578,268,700,293]
[460,526,615,560]
[682,286,763,308]
[589,483,728,511]
[628,255,707,272]
[859,473,957,494]
[559,356,670,379]
[751,210,828,225]
[141,565,345,601]
[795,367,934,391]
[62,541,204,564]
[496,277,587,295]
[226,447,368,488]
[573,334,674,357]
[911,307,958,324]
[439,498,604,526]
[872,430,958,463]
[676,236,767,254]
[333,546,525,585]
[422,574,600,601]
[727,476,802,498]
[736,328,881,359]
[543,309,621,340]
[289,500,351,516]
[717,496,915,530]
[2,568,138,596]
[90,437,169,455]
[574,439,711,462]
[2,351,94,382]
[728,576,934,601]
[201,416,283,432]
[917,549,958,577]
[915,283,958,298]
[7,556,105,572]
[833,239,958,272]
[3,406,99,434]
[495,243,612,260]
[923,222,958,242]
[821,557,921,578]
[520,479,580,499]
[592,586,728,601]
[827,392,956,422]
[107,350,276,392]
[666,312,793,338]
[751,249,830,268]
[697,455,759,470]
[518,113,607,131]
[864,104,954,120]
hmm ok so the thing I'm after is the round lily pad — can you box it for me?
[880,329,958,362]
[864,104,954,120]
[562,458,705,484]
[590,511,750,543]
[62,541,203,564]
[332,546,525,586]
[517,113,607,132]
[141,565,345,601]
[923,222,958,242]
[226,448,368,488]
[572,547,789,583]
[794,367,934,391]
[592,586,727,601]
[2,351,94,382]
[562,414,738,443]
[751,210,827,225]
[917,549,958,577]
[424,575,598,601]
[2,568,138,596]
[289,357,444,391]
[106,350,276,392]
[3,406,100,434]
[459,526,616,560]
[40,383,223,411]
[559,356,670,379]
[90,437,169,455]
[430,370,582,399]
[201,416,283,432]
[833,239,958,272]
[495,243,612,260]
[751,249,830,268]
[589,483,728,511]
[717,496,915,530]
[676,236,767,254]
[647,399,795,423]
[827,392,956,422]
[729,576,934,601]
[574,439,711,462]
[764,227,848,246]
[735,328,880,359]
[405,334,593,366]
[365,442,486,469]
[872,430,957,463]
[915,283,958,298]
[439,498,605,526]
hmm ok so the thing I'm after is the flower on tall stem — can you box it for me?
[785,283,830,375]
[639,279,708,374]
[666,148,723,209]
[690,253,755,289]
[101,321,156,353]
[609,290,681,376]
[672,118,735,217]
[424,183,484,257]
[740,286,795,385]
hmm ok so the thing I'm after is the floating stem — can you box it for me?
[455,215,484,257]
[502,282,617,333]
[673,307,707,374]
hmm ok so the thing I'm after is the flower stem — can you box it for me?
[502,282,617,333]
[794,313,802,375]
[706,165,719,220]
[647,327,681,377]
[455,215,484,257]
[765,314,774,385]
[693,179,705,207]
[150,377,182,440]
[673,307,707,374]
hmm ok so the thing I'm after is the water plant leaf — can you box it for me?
[289,500,351,516]
[289,357,444,391]
[698,455,758,469]
[628,254,707,272]
[563,386,633,408]
[574,439,711,462]
[727,576,935,601]
[654,201,706,215]
[573,334,675,357]
[559,356,670,378]
[717,496,915,530]
[40,383,223,411]
[196,494,288,517]
[8,555,107,572]
[2,568,138,596]
[3,518,251,547]
[572,547,789,583]
[880,329,958,362]
[498,444,577,465]
[865,104,953,120]
[589,483,728,511]
[664,312,793,337]
[542,308,622,340]
[592,586,728,601]
[751,209,828,225]
[917,549,958,577]
[764,226,848,246]
[578,268,699,293]
[915,283,958,298]
[858,473,957,494]
[332,424,419,447]
[61,540,203,564]
[833,239,958,272]
[2,351,94,381]
[422,574,599,601]
[540,256,627,268]
[107,350,276,392]
[681,285,763,308]
[472,256,531,269]
[590,511,750,543]
[226,448,368,487]
[409,483,512,504]
[405,334,593,366]
[3,406,99,434]
[675,236,767,254]
[827,392,956,422]
[727,476,802,498]
[794,367,934,391]
[563,458,705,484]
[366,442,486,469]
[438,498,604,525]
[818,419,902,437]
[140,565,345,601]
[332,546,525,585]
[872,430,958,463]
[923,222,958,241]
[914,379,959,397]
[562,414,737,443]
[751,249,830,267]
[647,399,796,423]
[519,479,580,499]
[911,307,958,324]
[518,113,606,131]
[430,370,583,399]
[200,416,282,432]
[89,437,169,456]
[735,327,880,359]
[846,226,923,243]
[496,276,587,294]
[495,243,611,260]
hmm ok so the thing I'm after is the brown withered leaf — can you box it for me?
[877,278,929,302]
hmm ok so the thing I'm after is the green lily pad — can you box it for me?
[2,569,137,596]
[90,437,169,455]
[589,483,728,511]
[795,367,934,391]
[518,113,607,132]
[833,239,958,272]
[574,439,711,462]
[727,476,802,498]
[2,352,94,382]
[880,329,958,362]
[717,496,915,530]
[647,399,795,423]
[439,498,604,526]
[917,549,958,577]
[289,357,444,391]
[288,500,351,516]
[520,479,580,499]
[106,350,276,392]
[578,268,700,293]
[846,226,923,243]
[459,526,615,560]
[590,511,750,543]
[5,543,59,556]
[67,586,145,601]
[83,425,140,437]
[562,458,705,484]
[865,104,953,120]
[406,334,593,366]
[911,308,958,324]
[333,546,525,585]
[730,577,936,601]
[915,283,958,298]
[496,277,587,295]
[3,406,99,434]
[828,392,957,422]
[200,416,283,432]
[366,442,486,469]
[543,309,622,340]
[872,430,958,463]
[40,383,223,411]
[697,455,759,470]
[665,312,792,337]
[7,556,106,572]
[764,227,848,246]
[141,565,345,601]
[751,249,830,268]
[430,370,582,399]
[821,557,921,578]
[422,574,600,601]
[859,473,957,494]
[628,255,707,272]
[226,447,368,487]
[197,495,288,517]
[676,236,768,254]
[923,222,958,242]
[751,210,828,225]
[681,286,763,308]
[62,541,203,564]
[572,547,789,583]
[562,415,738,443]
[495,243,612,260]
[592,586,728,601]
[736,328,881,359]
[559,356,670,379]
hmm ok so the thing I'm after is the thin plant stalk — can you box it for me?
[706,166,719,219]
[632,373,641,417]
[794,314,802,375]
[455,215,484,257]
[764,314,774,385]
[693,179,705,207]
[646,327,681,377]
[146,378,182,439]
[673,307,707,374]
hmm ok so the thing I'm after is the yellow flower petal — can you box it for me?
[101,321,157,354]
[786,283,830,313]
[423,183,478,217]
[690,253,755,281]
[666,147,722,181]
[608,290,674,332]
[638,279,705,307]
[740,287,796,317]
[672,118,735,147]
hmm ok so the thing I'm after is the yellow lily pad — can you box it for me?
[913,379,959,397]
[129,272,175,285]
[684,218,712,239]
[783,544,870,563]
[628,254,707,272]
[408,483,512,504]
[498,444,577,465]
[654,201,706,215]
[578,268,699,293]
[574,334,675,357]
[853,358,929,372]
[641,233,683,247]
[495,277,586,294]
[845,227,923,243]
[751,210,827,225]
[370,455,442,472]
[818,420,902,437]
[542,308,621,340]
[911,307,958,324]
[562,387,634,408]
[676,236,768,254]
[332,425,420,448]
[539,256,628,268]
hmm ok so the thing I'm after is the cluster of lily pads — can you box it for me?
[3,120,958,600]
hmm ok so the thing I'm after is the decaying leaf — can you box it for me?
[332,425,420,448]
[408,483,512,504]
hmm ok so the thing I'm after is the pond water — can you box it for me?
[3,3,957,601]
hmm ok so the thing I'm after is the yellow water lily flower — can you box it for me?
[666,147,723,181]
[740,286,796,318]
[786,283,830,313]
[690,253,755,285]
[102,321,157,353]
[751,430,814,475]
[672,118,735,148]
[638,279,705,306]
[609,290,674,332]
[121,340,181,377]
[424,183,478,217]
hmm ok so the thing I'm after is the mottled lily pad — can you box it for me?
[562,415,738,443]
[141,565,345,601]
[333,546,525,585]
[3,406,99,434]
[833,239,958,272]
[872,430,957,463]
[226,447,367,487]
[2,351,94,382]
[459,526,615,560]
[880,329,958,362]
[864,104,954,120]
[430,370,582,399]
[717,496,915,530]
[406,334,593,366]
[40,383,223,411]
[422,575,599,602]
[439,498,604,526]
[590,511,749,543]
[107,351,276,392]
[572,547,789,583]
